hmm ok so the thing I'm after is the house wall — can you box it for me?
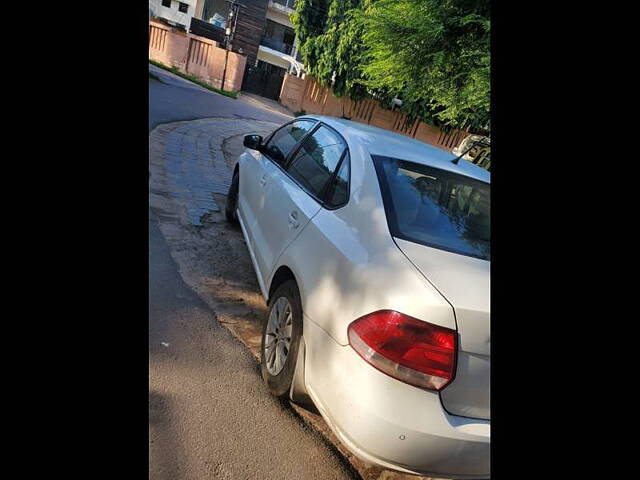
[190,0,302,84]
[266,7,293,28]
[149,20,247,92]
[262,3,298,72]
[190,0,269,68]
[231,0,270,67]
[149,0,199,29]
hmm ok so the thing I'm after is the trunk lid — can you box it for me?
[395,238,490,420]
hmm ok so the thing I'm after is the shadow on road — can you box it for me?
[149,391,183,480]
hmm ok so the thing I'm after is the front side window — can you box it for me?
[178,2,189,13]
[263,120,315,166]
[287,126,346,199]
[373,156,490,260]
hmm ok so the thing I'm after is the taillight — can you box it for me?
[348,310,457,391]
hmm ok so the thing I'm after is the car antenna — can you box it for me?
[451,137,490,165]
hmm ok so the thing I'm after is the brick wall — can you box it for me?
[278,73,471,151]
[279,74,306,112]
[149,20,247,92]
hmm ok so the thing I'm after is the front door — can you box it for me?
[247,119,316,286]
[258,124,348,281]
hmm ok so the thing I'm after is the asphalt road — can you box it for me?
[148,65,291,132]
[149,69,359,480]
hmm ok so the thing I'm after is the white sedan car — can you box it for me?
[226,116,490,479]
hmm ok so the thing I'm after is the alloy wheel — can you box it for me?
[264,296,293,376]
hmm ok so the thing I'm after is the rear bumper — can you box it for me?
[303,317,490,479]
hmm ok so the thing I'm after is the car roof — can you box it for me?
[301,115,490,183]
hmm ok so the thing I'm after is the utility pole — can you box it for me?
[221,0,242,91]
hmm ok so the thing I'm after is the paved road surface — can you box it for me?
[149,68,359,480]
[149,65,291,132]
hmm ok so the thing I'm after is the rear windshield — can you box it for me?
[373,156,490,260]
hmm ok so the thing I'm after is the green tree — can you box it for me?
[292,0,490,131]
[292,0,367,100]
[291,0,329,77]
[359,0,490,130]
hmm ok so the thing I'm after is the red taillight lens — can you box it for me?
[348,310,457,391]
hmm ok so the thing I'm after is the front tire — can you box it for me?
[261,280,303,398]
[225,170,239,224]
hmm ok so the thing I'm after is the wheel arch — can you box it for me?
[268,265,298,306]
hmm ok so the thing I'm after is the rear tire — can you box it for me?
[261,280,303,398]
[225,170,239,224]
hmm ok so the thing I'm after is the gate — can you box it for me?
[242,62,285,101]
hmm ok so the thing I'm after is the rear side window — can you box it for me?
[287,126,346,199]
[263,120,315,166]
[325,152,350,207]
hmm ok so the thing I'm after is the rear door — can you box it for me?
[258,124,349,282]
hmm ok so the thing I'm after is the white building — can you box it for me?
[257,0,304,76]
[149,0,199,30]
[191,0,304,76]
[150,0,305,99]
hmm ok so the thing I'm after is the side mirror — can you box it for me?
[243,134,263,151]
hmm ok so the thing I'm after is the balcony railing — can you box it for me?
[260,36,293,55]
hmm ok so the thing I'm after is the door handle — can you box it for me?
[288,211,299,229]
[259,174,268,187]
